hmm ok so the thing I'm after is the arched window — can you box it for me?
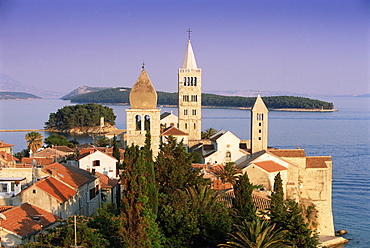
[226,151,231,158]
[194,77,197,86]
[192,109,196,115]
[187,77,190,86]
[135,115,141,131]
[185,123,188,129]
[144,115,150,131]
[190,77,193,86]
[194,123,196,129]
[184,109,188,115]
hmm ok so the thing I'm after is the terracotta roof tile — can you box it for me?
[21,157,53,166]
[161,126,189,136]
[42,162,95,189]
[269,149,306,157]
[53,146,75,153]
[306,156,331,169]
[254,160,288,173]
[219,189,271,210]
[33,148,68,158]
[2,203,59,238]
[34,177,76,202]
[96,172,118,188]
[0,206,13,213]
[0,151,19,162]
[0,142,13,148]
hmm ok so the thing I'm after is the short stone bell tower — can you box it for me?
[126,68,160,156]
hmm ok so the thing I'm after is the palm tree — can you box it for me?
[185,184,222,209]
[214,162,242,185]
[25,131,43,154]
[218,219,292,248]
[201,127,218,139]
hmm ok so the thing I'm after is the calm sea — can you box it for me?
[0,96,369,247]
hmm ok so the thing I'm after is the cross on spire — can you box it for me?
[141,61,146,70]
[187,28,192,40]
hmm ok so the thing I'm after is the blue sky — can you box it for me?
[0,0,369,96]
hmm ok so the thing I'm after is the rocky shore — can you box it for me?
[47,123,118,134]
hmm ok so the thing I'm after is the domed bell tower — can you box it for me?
[126,66,160,156]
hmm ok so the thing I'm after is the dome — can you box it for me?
[129,70,157,109]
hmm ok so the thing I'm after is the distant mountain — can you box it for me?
[0,74,65,98]
[60,86,111,100]
[0,91,41,100]
[205,90,312,98]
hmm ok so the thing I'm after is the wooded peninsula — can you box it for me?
[64,87,335,110]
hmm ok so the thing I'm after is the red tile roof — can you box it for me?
[76,150,118,161]
[220,189,271,210]
[306,156,331,169]
[96,172,118,188]
[161,126,189,136]
[2,203,60,238]
[269,149,306,157]
[53,146,75,153]
[42,162,95,189]
[0,151,19,162]
[21,157,53,166]
[0,142,13,148]
[254,160,288,173]
[34,177,76,202]
[0,206,13,213]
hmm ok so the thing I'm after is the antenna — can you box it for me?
[187,28,192,40]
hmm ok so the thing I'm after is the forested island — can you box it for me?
[64,87,335,110]
[0,91,41,100]
[45,103,117,133]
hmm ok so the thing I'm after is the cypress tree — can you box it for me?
[233,172,257,223]
[269,172,286,227]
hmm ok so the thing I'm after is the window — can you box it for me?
[185,123,188,129]
[144,115,150,131]
[0,183,8,192]
[194,77,197,86]
[259,129,262,133]
[192,109,197,115]
[259,122,262,126]
[89,188,95,200]
[135,115,141,131]
[187,77,190,86]
[93,160,100,166]
[184,109,188,115]
[194,123,196,129]
[258,137,262,140]
[191,95,197,102]
[183,95,189,102]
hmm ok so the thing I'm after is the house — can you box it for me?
[203,130,249,165]
[0,177,27,198]
[160,126,189,146]
[0,142,13,153]
[95,172,120,207]
[0,151,19,168]
[32,148,69,162]
[40,162,101,217]
[18,176,77,219]
[71,150,118,178]
[160,112,178,129]
[0,203,59,247]
[52,146,75,155]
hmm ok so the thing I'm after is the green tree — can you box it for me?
[94,136,111,147]
[155,136,205,194]
[218,219,291,248]
[233,172,257,223]
[44,133,69,147]
[24,215,109,248]
[120,142,163,248]
[201,127,219,139]
[215,162,242,185]
[112,135,121,161]
[269,173,286,228]
[25,131,43,154]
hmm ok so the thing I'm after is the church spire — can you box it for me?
[182,36,198,69]
[251,94,268,154]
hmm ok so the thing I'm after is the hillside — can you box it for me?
[0,91,41,100]
[61,86,111,100]
[66,87,334,110]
